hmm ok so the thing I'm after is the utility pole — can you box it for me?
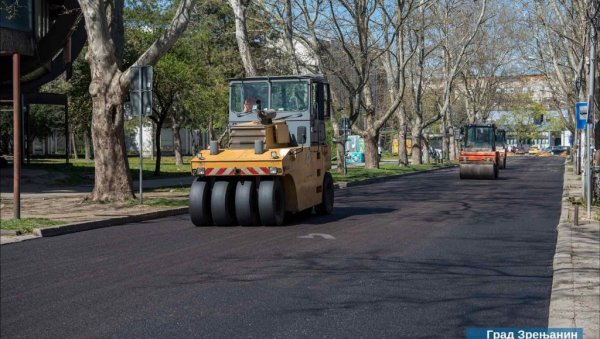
[13,53,21,219]
[585,4,597,218]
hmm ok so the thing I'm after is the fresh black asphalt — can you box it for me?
[0,156,564,338]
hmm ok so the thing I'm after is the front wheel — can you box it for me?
[190,179,212,226]
[315,172,334,215]
[258,178,285,226]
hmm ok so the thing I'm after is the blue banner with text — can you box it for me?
[466,328,584,339]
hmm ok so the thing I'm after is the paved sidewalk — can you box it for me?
[0,174,194,244]
[548,162,600,338]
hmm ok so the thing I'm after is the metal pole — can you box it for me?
[343,139,347,176]
[139,69,144,205]
[586,14,597,218]
[65,102,69,164]
[26,104,30,165]
[13,53,21,219]
[575,130,581,174]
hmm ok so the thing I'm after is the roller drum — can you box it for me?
[459,163,497,180]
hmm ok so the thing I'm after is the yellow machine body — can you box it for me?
[191,137,331,212]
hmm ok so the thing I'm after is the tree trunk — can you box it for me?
[449,126,456,161]
[361,86,380,170]
[442,114,450,162]
[84,129,91,161]
[171,117,183,166]
[284,0,300,74]
[398,129,408,166]
[208,116,216,141]
[364,134,379,169]
[411,123,422,165]
[423,137,431,164]
[396,106,408,167]
[26,135,33,163]
[90,91,134,201]
[330,118,345,174]
[335,142,345,174]
[229,0,256,76]
[154,121,164,176]
[71,131,78,159]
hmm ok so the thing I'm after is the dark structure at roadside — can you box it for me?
[1,0,86,218]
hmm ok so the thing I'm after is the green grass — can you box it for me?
[20,156,193,185]
[331,163,452,183]
[145,187,191,193]
[0,218,64,233]
[20,156,451,187]
[124,197,189,208]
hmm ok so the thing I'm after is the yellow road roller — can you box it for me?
[459,123,499,180]
[189,75,334,226]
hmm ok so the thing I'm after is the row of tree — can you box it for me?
[227,0,598,167]
[34,0,598,201]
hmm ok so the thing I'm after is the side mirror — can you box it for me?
[297,126,307,145]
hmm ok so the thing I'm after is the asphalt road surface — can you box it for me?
[1,156,564,338]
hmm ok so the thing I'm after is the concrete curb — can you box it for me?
[547,162,577,328]
[33,207,189,237]
[3,165,457,242]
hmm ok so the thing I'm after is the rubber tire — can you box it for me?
[235,180,260,226]
[190,178,212,226]
[315,172,334,215]
[211,180,237,226]
[258,178,285,226]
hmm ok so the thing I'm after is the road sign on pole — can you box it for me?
[130,66,153,117]
[575,102,588,129]
[130,66,154,204]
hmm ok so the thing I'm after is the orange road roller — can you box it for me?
[459,124,500,180]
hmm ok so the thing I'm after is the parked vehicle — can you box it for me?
[551,146,571,155]
[528,145,540,155]
[515,146,526,154]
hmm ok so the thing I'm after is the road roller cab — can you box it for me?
[189,75,333,226]
[459,124,499,180]
[495,129,507,169]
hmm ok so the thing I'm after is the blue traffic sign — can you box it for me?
[575,102,588,129]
